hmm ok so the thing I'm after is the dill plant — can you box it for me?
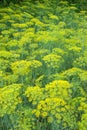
[0,0,87,130]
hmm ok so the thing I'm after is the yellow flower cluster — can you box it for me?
[25,86,44,105]
[30,60,42,69]
[0,84,22,117]
[0,51,13,59]
[43,54,62,68]
[12,23,28,28]
[11,60,31,75]
[11,60,42,76]
[0,0,87,129]
[32,97,67,122]
[78,114,87,130]
[45,80,71,99]
[25,80,71,124]
[78,98,87,113]
[49,14,59,20]
[31,18,45,27]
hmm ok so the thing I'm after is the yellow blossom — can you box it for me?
[47,117,53,123]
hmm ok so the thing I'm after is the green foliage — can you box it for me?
[67,0,87,10]
[0,0,22,6]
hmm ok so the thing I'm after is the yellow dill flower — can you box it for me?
[32,101,37,105]
[0,51,13,59]
[45,80,71,99]
[47,116,53,123]
[30,60,42,69]
[52,48,65,56]
[69,46,81,52]
[55,114,62,120]
[13,32,21,38]
[25,86,44,104]
[49,14,59,20]
[59,1,68,5]
[13,23,28,28]
[41,112,48,118]
[42,107,47,111]
[3,15,10,20]
[37,104,42,110]
[78,114,87,130]
[60,107,65,112]
[50,110,55,115]
[70,6,77,10]
[0,84,22,117]
[58,22,66,28]
[43,53,61,68]
[1,30,11,35]
[32,109,36,114]
[11,60,31,75]
[39,100,45,105]
[35,111,40,118]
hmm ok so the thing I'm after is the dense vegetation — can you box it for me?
[0,0,87,10]
[0,0,87,130]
